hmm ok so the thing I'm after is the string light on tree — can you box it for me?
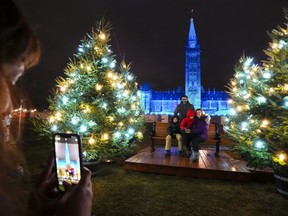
[33,19,145,161]
[226,10,288,174]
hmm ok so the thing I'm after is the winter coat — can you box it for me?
[190,115,209,142]
[180,109,195,130]
[167,116,181,138]
[174,101,195,121]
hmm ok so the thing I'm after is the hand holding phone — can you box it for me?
[53,133,83,192]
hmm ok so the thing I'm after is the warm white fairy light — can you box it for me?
[236,106,242,111]
[99,33,106,40]
[279,153,286,161]
[261,119,270,127]
[86,65,91,71]
[88,137,96,144]
[49,116,55,123]
[107,116,114,122]
[137,131,143,139]
[60,85,67,92]
[227,99,233,104]
[95,84,103,91]
[56,112,62,120]
[271,42,278,49]
[102,133,109,140]
[131,104,136,110]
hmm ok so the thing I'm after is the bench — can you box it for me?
[150,122,222,155]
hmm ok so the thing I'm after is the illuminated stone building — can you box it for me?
[140,18,229,116]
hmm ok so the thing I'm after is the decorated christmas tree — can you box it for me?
[226,9,288,176]
[33,20,145,161]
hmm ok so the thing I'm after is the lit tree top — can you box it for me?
[226,9,288,171]
[36,20,145,161]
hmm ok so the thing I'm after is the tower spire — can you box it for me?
[187,17,197,48]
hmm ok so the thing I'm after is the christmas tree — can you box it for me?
[34,20,145,161]
[226,9,288,175]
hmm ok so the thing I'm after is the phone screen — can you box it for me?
[54,133,82,191]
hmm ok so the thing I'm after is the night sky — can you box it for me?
[14,0,288,109]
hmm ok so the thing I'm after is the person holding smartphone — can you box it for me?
[0,0,93,215]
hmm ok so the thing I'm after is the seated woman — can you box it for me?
[182,109,209,161]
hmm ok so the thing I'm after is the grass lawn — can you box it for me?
[17,121,288,215]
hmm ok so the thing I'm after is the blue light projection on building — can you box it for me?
[139,18,230,116]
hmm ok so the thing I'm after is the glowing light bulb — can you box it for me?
[62,96,69,104]
[261,119,270,127]
[79,124,87,132]
[102,133,109,140]
[99,33,106,40]
[127,128,135,135]
[127,74,133,81]
[95,84,103,91]
[88,138,96,144]
[102,57,108,63]
[263,72,271,79]
[137,131,143,139]
[78,47,84,52]
[51,125,58,131]
[114,131,121,138]
[254,140,265,149]
[56,112,62,120]
[71,116,80,125]
[60,85,67,92]
[49,116,55,123]
[279,153,286,161]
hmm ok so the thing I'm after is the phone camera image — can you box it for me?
[54,134,82,191]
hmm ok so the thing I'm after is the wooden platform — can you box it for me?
[125,147,273,182]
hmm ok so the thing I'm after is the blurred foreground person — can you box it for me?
[0,0,93,215]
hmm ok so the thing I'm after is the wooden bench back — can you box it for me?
[152,122,216,139]
[150,121,224,154]
[153,122,169,137]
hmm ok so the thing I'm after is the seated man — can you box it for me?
[165,116,183,156]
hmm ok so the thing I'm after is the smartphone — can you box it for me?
[53,133,83,192]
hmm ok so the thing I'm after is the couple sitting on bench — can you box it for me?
[165,108,210,162]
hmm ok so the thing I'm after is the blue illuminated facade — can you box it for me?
[139,18,229,116]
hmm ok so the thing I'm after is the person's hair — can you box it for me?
[0,0,41,69]
[0,0,41,205]
[196,108,203,115]
[181,95,188,99]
